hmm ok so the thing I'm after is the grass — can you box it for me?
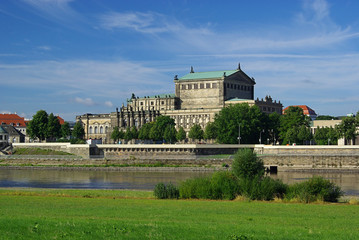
[12,148,73,156]
[0,188,358,239]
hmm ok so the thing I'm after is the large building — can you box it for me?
[77,64,283,143]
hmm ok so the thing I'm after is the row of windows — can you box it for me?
[182,83,217,90]
[89,126,108,134]
[226,83,251,91]
[0,135,7,140]
[139,100,168,106]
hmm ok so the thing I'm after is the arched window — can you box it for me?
[89,126,93,134]
[100,126,103,134]
[94,126,98,134]
[105,126,108,133]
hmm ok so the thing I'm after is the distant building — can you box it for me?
[77,63,283,143]
[0,113,27,138]
[283,105,317,120]
[0,126,9,147]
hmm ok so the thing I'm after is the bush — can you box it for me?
[179,171,239,200]
[239,176,287,201]
[232,149,264,180]
[70,138,86,144]
[286,176,343,203]
[154,183,179,199]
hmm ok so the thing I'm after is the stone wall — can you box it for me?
[12,143,90,158]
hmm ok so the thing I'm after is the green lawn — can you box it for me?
[0,189,358,240]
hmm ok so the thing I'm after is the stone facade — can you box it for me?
[77,64,283,143]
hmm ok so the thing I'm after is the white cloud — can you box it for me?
[104,101,113,107]
[37,45,51,51]
[74,97,95,106]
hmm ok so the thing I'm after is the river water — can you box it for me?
[0,168,358,196]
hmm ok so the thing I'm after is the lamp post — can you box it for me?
[238,124,241,144]
[259,130,264,144]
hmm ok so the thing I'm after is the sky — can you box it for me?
[1,0,359,121]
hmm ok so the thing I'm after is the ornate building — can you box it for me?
[77,63,283,143]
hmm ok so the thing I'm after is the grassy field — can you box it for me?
[0,188,358,240]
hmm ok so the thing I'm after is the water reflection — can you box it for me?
[0,168,358,195]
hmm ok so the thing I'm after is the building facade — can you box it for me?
[77,64,283,143]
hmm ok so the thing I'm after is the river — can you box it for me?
[0,168,358,195]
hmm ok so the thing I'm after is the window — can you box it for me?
[94,126,98,134]
[100,126,103,134]
[151,101,154,105]
[200,83,204,89]
[188,84,192,90]
[161,101,165,105]
[105,126,108,133]
[231,84,233,89]
[89,126,93,134]
[182,84,186,90]
[140,102,143,106]
[206,83,210,88]
[0,135,2,140]
[212,83,217,88]
[194,84,198,89]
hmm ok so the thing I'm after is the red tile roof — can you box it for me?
[56,116,65,125]
[282,105,317,116]
[0,113,27,127]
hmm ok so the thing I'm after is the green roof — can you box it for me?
[178,70,238,81]
[128,93,176,102]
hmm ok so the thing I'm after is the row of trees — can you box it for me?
[27,110,85,142]
[111,104,359,145]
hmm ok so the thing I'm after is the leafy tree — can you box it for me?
[176,126,186,142]
[47,113,61,141]
[188,124,204,141]
[27,110,49,141]
[72,121,85,139]
[124,127,132,141]
[149,116,175,141]
[204,122,217,140]
[61,122,71,139]
[297,125,312,145]
[149,124,162,141]
[130,126,138,139]
[279,106,310,144]
[214,103,265,144]
[138,122,154,140]
[164,125,177,143]
[267,112,281,144]
[232,148,264,180]
[337,115,358,145]
[111,126,122,143]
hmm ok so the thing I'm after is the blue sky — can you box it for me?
[1,0,359,121]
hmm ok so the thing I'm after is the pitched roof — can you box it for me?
[0,114,27,127]
[0,126,7,134]
[57,116,65,125]
[283,105,317,116]
[178,70,239,81]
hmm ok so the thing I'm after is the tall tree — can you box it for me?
[27,110,49,141]
[164,125,177,143]
[188,124,204,141]
[337,116,358,145]
[61,122,71,139]
[111,126,122,143]
[204,122,217,140]
[47,113,61,141]
[176,126,186,142]
[279,106,310,144]
[72,121,85,139]
[214,103,265,144]
[130,126,138,139]
[138,122,154,140]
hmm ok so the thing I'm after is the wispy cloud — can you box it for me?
[74,97,95,106]
[37,45,52,51]
[104,101,113,107]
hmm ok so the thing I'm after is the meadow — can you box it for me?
[0,188,358,239]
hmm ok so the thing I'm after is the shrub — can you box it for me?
[232,149,264,180]
[179,172,239,200]
[286,176,343,203]
[154,183,179,199]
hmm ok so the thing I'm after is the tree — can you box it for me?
[232,148,265,180]
[267,112,281,144]
[297,125,312,145]
[130,126,138,139]
[316,115,338,120]
[188,124,204,141]
[149,116,176,141]
[61,122,71,139]
[164,125,177,143]
[72,121,85,139]
[47,113,61,141]
[111,126,122,143]
[279,106,310,144]
[204,122,217,140]
[337,116,358,145]
[214,103,265,144]
[138,122,154,140]
[124,127,132,141]
[27,110,49,141]
[176,126,186,142]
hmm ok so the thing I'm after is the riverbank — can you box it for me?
[0,188,358,240]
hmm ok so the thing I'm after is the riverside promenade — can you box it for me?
[2,143,359,171]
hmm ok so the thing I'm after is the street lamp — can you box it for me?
[238,124,241,144]
[259,130,264,144]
